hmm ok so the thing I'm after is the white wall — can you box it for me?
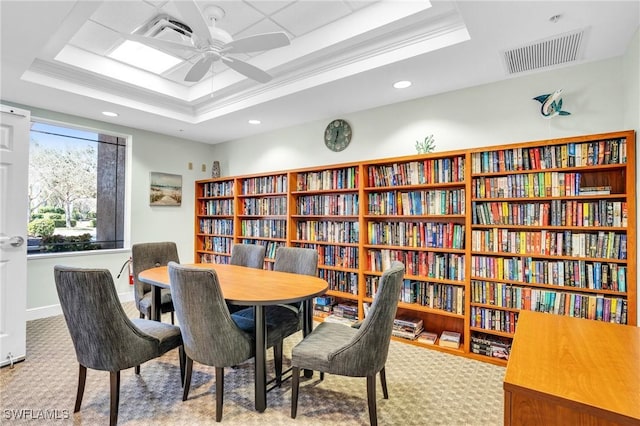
[2,104,213,318]
[210,57,631,176]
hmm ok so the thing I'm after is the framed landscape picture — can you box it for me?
[149,172,182,206]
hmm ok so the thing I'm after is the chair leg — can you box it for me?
[366,374,378,426]
[320,372,324,381]
[182,357,193,401]
[215,367,224,422]
[291,366,300,418]
[109,371,121,426]
[178,346,186,387]
[170,311,175,325]
[74,364,87,413]
[380,367,388,399]
[273,341,283,386]
[135,365,140,375]
[139,312,145,319]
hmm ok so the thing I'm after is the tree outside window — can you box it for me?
[28,121,126,253]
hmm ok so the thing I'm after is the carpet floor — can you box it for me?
[1,303,506,425]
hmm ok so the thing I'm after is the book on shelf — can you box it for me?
[392,315,424,340]
[417,331,438,345]
[332,302,358,320]
[439,330,461,349]
[579,185,612,195]
[323,314,357,327]
[315,296,335,306]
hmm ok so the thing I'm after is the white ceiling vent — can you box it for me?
[133,14,194,59]
[136,14,192,41]
[503,29,585,74]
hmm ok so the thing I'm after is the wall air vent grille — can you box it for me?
[503,29,585,74]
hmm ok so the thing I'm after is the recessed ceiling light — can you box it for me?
[109,41,182,74]
[102,111,119,117]
[393,80,412,89]
[248,119,261,125]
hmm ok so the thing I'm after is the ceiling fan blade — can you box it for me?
[124,33,199,55]
[173,0,212,46]
[222,32,290,54]
[221,56,272,83]
[185,55,215,82]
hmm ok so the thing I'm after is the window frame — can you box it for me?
[27,116,132,258]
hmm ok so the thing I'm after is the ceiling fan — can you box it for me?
[125,1,290,83]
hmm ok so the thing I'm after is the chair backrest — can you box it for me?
[274,247,318,311]
[274,247,318,276]
[131,242,179,306]
[168,262,253,367]
[329,261,405,376]
[230,243,266,269]
[54,265,159,372]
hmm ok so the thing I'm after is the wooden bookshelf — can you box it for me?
[468,130,636,364]
[361,149,469,351]
[289,164,362,318]
[195,178,235,264]
[194,130,636,365]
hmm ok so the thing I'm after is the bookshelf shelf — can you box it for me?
[194,130,636,366]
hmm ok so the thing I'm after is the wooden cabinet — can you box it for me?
[194,130,636,365]
[503,310,640,426]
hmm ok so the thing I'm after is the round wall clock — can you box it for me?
[324,119,352,152]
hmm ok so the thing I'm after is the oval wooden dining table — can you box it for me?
[138,262,328,413]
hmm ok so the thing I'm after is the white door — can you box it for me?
[0,104,30,367]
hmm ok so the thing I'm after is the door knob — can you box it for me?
[0,236,25,247]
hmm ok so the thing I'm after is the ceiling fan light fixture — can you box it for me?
[109,40,183,74]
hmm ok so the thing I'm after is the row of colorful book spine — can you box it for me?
[471,256,627,291]
[296,242,359,269]
[241,196,287,215]
[366,157,466,187]
[472,171,581,198]
[367,189,465,215]
[240,219,287,239]
[295,220,359,243]
[295,167,359,191]
[471,229,627,260]
[367,221,465,249]
[241,175,287,195]
[202,180,234,197]
[296,193,359,215]
[470,138,627,173]
[201,199,234,216]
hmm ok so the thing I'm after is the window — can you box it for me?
[28,120,126,254]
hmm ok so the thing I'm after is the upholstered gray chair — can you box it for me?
[168,262,284,422]
[230,243,266,269]
[227,243,266,314]
[290,261,405,426]
[131,241,179,323]
[54,265,184,426]
[233,246,318,385]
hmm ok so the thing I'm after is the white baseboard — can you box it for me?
[26,291,135,321]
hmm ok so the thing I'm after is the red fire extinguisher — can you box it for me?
[117,257,134,285]
[128,257,134,285]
